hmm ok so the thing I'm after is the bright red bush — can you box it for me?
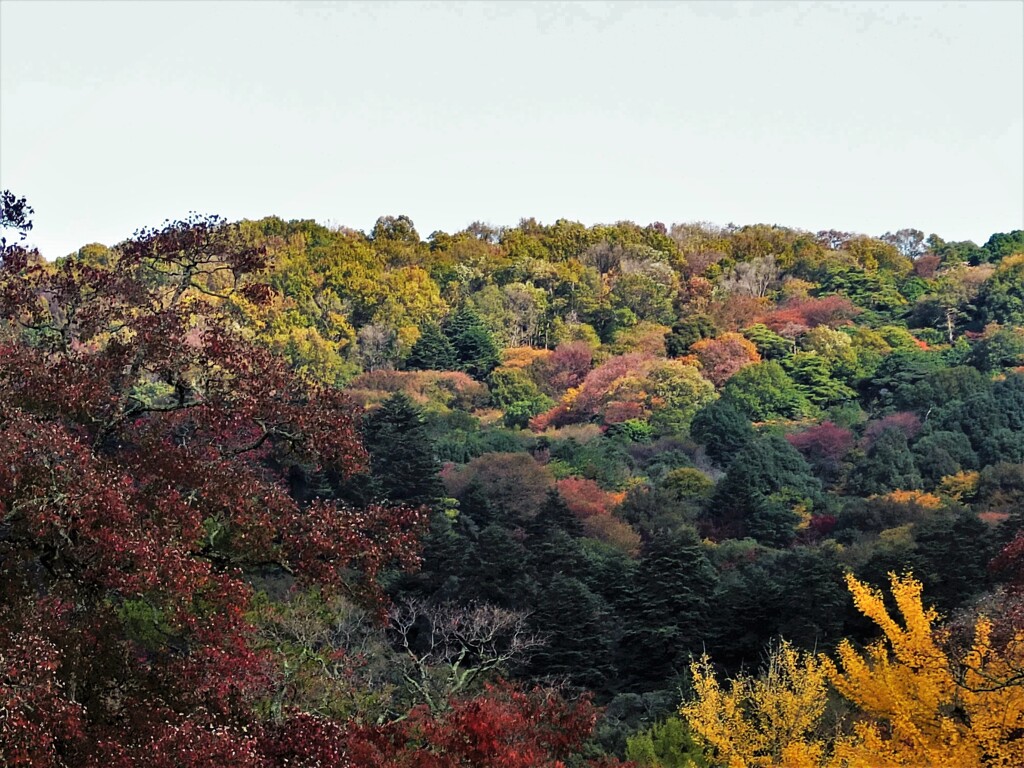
[340,682,627,768]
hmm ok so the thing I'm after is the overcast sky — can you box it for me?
[1,0,1022,258]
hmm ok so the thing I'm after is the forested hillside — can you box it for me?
[3,190,1024,766]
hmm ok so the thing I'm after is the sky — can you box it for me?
[1,0,1022,259]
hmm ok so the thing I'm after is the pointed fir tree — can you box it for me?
[445,305,501,379]
[528,488,584,540]
[527,573,614,690]
[405,321,458,371]
[617,526,718,691]
[526,490,589,583]
[360,392,444,507]
[847,427,923,496]
[709,434,821,545]
[690,399,755,468]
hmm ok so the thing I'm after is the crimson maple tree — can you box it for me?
[334,681,627,768]
[0,215,425,766]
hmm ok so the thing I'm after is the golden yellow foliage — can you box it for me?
[500,345,552,370]
[681,641,842,768]
[938,470,981,503]
[830,573,1024,768]
[681,573,1024,768]
[876,490,943,509]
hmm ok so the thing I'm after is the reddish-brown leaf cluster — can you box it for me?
[0,217,426,765]
[530,353,653,430]
[862,411,923,447]
[690,333,760,387]
[337,682,628,768]
[534,340,594,394]
[786,421,856,463]
[759,295,861,335]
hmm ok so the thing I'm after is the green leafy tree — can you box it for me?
[783,352,856,408]
[968,325,1024,372]
[722,360,811,421]
[847,428,923,496]
[912,431,978,485]
[626,716,709,767]
[611,271,676,324]
[742,323,793,361]
[981,229,1024,262]
[926,233,985,266]
[895,365,988,413]
[867,348,945,411]
[617,485,700,538]
[647,360,718,436]
[665,314,715,357]
[977,255,1024,325]
[488,367,554,428]
[370,213,428,266]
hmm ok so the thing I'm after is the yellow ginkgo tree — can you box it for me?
[681,573,1024,768]
[682,640,840,768]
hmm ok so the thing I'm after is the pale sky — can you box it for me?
[1,0,1022,258]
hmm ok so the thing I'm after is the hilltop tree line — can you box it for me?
[2,191,1024,766]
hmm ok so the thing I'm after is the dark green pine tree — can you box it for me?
[527,488,584,540]
[445,305,501,379]
[664,313,715,358]
[909,510,995,614]
[391,512,467,600]
[461,524,535,608]
[457,481,499,530]
[847,428,923,496]
[360,392,444,508]
[526,492,589,585]
[527,573,614,690]
[616,526,718,692]
[912,431,978,485]
[772,546,850,653]
[709,434,821,546]
[706,553,784,668]
[690,399,755,468]
[405,321,458,371]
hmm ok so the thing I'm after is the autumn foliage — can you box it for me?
[759,295,862,334]
[340,682,621,768]
[0,219,425,765]
[3,196,1024,766]
[682,573,1024,768]
[689,332,761,387]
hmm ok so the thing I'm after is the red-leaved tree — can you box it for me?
[335,682,628,768]
[0,215,425,766]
